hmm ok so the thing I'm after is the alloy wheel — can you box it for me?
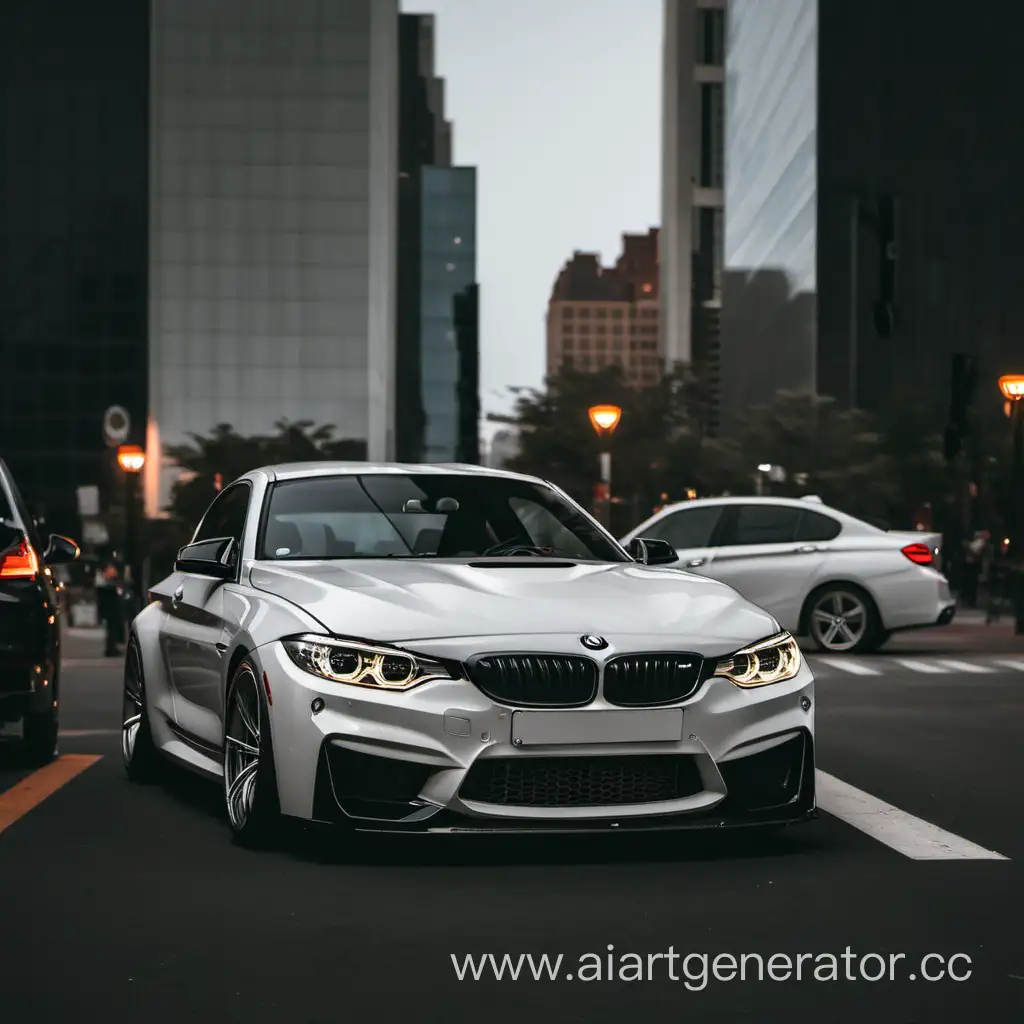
[224,668,262,831]
[810,589,868,652]
[121,644,144,766]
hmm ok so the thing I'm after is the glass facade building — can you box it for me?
[419,167,478,462]
[148,0,397,504]
[719,0,817,429]
[0,1,150,536]
[396,14,479,465]
[1,0,398,534]
[722,0,1024,429]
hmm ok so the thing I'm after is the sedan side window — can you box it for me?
[193,483,251,546]
[796,509,842,542]
[722,505,802,546]
[643,506,722,548]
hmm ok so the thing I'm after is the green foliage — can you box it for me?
[504,363,961,532]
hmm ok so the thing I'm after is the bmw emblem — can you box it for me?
[580,635,608,651]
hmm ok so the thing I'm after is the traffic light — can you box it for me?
[944,353,976,461]
[943,423,961,461]
[949,353,976,430]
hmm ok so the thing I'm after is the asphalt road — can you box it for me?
[1,626,1022,1024]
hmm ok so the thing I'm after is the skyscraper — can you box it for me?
[661,0,725,395]
[396,13,480,465]
[720,0,1024,428]
[0,0,399,533]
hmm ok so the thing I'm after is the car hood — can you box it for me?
[247,559,778,650]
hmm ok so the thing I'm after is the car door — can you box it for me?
[698,503,834,630]
[154,482,251,750]
[631,503,727,572]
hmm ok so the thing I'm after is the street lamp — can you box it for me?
[998,377,1024,633]
[588,404,622,527]
[116,445,145,615]
[116,444,145,474]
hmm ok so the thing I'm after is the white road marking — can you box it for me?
[813,657,880,676]
[816,771,1009,860]
[929,659,994,673]
[891,658,946,673]
[992,659,1024,671]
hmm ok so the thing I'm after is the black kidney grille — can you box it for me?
[467,654,597,707]
[460,755,704,807]
[602,654,705,706]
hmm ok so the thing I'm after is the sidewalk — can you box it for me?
[887,608,1024,654]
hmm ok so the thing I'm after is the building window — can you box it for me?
[696,8,725,66]
[562,307,574,319]
[698,82,724,189]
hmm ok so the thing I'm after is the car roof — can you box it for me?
[634,494,877,532]
[245,461,546,486]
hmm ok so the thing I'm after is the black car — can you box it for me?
[0,459,79,763]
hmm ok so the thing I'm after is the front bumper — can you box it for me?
[256,639,817,834]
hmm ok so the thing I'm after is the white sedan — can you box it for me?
[122,462,816,846]
[622,495,954,655]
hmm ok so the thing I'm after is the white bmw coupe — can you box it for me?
[123,462,816,845]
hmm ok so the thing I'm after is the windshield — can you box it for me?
[259,473,629,562]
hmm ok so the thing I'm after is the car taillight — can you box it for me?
[0,538,39,579]
[901,542,934,566]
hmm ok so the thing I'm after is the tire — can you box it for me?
[22,704,58,766]
[804,584,885,655]
[122,639,162,783]
[223,660,281,848]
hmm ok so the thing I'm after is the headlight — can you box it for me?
[714,632,802,688]
[282,635,455,692]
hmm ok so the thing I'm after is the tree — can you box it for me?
[504,362,747,533]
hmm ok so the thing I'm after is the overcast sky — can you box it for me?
[399,0,664,428]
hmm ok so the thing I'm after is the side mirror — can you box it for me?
[627,537,678,566]
[44,534,81,564]
[175,537,237,579]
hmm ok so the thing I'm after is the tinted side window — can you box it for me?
[0,464,43,552]
[796,510,842,542]
[724,505,802,546]
[194,484,251,544]
[643,506,722,548]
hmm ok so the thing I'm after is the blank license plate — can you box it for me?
[510,708,684,747]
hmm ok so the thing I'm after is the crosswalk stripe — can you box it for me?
[816,771,1009,861]
[813,656,879,675]
[929,659,994,673]
[992,659,1024,671]
[891,658,946,673]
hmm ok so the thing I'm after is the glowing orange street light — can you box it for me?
[588,404,622,436]
[117,444,146,473]
[1000,375,1024,634]
[587,406,622,528]
[999,375,1024,402]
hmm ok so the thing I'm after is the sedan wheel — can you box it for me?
[808,587,879,654]
[223,662,280,845]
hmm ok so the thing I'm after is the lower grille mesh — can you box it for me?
[460,755,704,807]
